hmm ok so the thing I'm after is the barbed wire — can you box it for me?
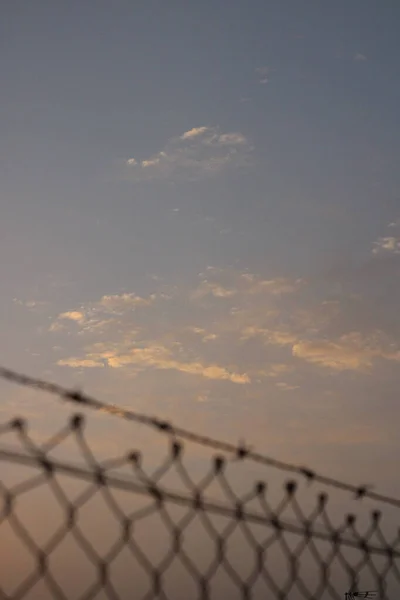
[0,413,396,555]
[1,412,399,600]
[0,365,399,511]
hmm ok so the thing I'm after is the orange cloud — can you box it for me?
[292,333,400,371]
[59,311,85,323]
[180,126,210,140]
[58,343,250,384]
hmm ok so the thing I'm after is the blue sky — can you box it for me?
[3,2,400,597]
[1,0,400,491]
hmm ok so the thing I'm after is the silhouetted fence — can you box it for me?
[0,367,399,599]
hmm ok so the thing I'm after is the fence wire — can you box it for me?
[0,368,400,600]
[0,365,398,509]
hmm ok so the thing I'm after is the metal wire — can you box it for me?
[0,365,398,510]
[1,409,400,600]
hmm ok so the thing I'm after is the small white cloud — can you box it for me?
[125,126,253,182]
[372,237,400,255]
[180,127,210,140]
[354,53,367,61]
[255,66,273,84]
[141,158,160,168]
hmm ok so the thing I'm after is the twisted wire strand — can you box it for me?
[0,365,398,509]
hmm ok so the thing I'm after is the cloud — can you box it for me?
[50,292,156,334]
[192,272,301,302]
[257,364,293,379]
[58,358,104,368]
[180,127,209,140]
[191,281,237,300]
[99,293,155,313]
[354,53,367,61]
[48,263,400,386]
[372,237,400,255]
[49,269,301,386]
[242,275,302,295]
[58,342,250,384]
[255,66,272,84]
[241,319,400,373]
[371,221,400,255]
[217,133,247,145]
[292,332,400,371]
[141,158,161,168]
[187,327,218,342]
[241,327,298,347]
[124,126,253,182]
[13,299,48,311]
[59,311,85,323]
[203,333,218,342]
[275,382,300,392]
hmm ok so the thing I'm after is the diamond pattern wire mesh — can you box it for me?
[0,368,400,600]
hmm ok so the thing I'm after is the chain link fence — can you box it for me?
[1,368,399,600]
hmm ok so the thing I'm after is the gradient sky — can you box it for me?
[3,2,400,598]
[2,0,400,498]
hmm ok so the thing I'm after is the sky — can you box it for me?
[1,1,400,597]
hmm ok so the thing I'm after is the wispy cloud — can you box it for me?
[13,299,49,312]
[44,252,400,390]
[191,281,237,300]
[292,333,400,371]
[192,271,301,302]
[180,127,209,140]
[124,126,253,182]
[242,274,302,295]
[243,324,400,373]
[275,382,300,392]
[255,66,272,84]
[58,358,104,368]
[99,293,155,313]
[372,221,400,255]
[354,53,367,61]
[58,342,250,384]
[372,237,400,255]
[49,292,157,334]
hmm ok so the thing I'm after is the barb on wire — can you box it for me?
[0,365,399,511]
